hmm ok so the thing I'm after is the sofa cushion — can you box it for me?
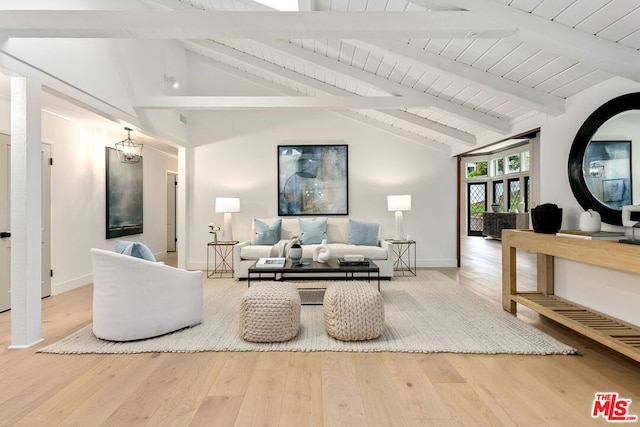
[348,219,380,246]
[299,217,329,244]
[241,243,387,261]
[253,219,282,245]
[115,240,156,262]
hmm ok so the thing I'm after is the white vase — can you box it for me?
[580,209,601,232]
[289,245,302,265]
[314,239,332,263]
[517,201,525,213]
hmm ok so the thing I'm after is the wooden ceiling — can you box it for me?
[1,0,639,154]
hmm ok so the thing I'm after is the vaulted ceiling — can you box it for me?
[2,0,640,155]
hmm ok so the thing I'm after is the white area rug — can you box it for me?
[38,270,576,355]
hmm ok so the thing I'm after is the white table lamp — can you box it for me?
[215,197,240,241]
[388,195,411,240]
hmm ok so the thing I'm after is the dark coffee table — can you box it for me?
[247,258,380,291]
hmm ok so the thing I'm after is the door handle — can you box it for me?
[0,231,10,238]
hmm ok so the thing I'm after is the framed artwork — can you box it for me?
[278,144,348,216]
[105,147,143,239]
[584,140,631,209]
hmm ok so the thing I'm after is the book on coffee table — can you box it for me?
[256,257,285,268]
[555,230,626,240]
[338,258,370,266]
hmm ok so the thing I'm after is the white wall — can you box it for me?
[182,57,458,270]
[0,96,178,295]
[185,111,458,271]
[512,77,640,325]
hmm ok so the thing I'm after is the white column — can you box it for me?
[9,76,43,348]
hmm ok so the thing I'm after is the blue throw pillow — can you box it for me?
[115,240,156,262]
[254,219,281,245]
[299,218,328,245]
[348,220,380,246]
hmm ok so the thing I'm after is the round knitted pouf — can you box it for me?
[323,281,385,341]
[240,282,301,343]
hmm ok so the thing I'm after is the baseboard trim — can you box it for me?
[52,273,92,295]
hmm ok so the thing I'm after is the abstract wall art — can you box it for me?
[106,147,143,238]
[278,144,348,216]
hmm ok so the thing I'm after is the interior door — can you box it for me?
[166,172,177,252]
[0,134,10,312]
[0,136,51,312]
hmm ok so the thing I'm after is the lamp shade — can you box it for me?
[387,195,411,212]
[215,197,240,213]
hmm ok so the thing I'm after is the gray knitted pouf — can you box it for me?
[240,282,301,343]
[323,281,385,341]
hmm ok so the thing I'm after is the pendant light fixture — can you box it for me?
[115,127,143,164]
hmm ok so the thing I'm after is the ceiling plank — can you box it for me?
[419,0,640,83]
[261,39,512,133]
[353,39,566,116]
[0,10,515,40]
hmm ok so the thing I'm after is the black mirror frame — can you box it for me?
[568,92,640,226]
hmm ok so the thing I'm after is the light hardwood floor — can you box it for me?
[1,238,639,426]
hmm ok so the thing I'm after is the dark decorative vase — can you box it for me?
[531,203,563,234]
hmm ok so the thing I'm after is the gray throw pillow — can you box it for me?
[299,217,329,244]
[254,219,282,245]
[115,240,156,262]
[348,219,380,246]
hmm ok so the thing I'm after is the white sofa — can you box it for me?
[233,218,393,279]
[90,248,204,341]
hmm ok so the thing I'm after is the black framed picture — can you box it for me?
[278,144,348,216]
[583,140,631,209]
[105,147,143,239]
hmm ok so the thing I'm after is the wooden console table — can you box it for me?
[502,229,640,362]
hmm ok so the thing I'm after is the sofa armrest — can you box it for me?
[379,239,392,258]
[233,240,251,268]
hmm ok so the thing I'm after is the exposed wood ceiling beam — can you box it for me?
[381,110,475,146]
[417,0,640,83]
[0,10,515,40]
[187,52,304,96]
[184,44,456,152]
[352,39,566,116]
[263,39,511,133]
[184,40,477,146]
[338,110,452,154]
[133,95,471,110]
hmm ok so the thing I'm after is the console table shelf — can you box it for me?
[502,230,640,362]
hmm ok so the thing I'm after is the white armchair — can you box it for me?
[90,248,203,341]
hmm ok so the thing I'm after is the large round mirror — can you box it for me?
[568,93,640,225]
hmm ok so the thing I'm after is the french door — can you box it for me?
[467,182,487,236]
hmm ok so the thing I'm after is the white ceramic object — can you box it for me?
[579,209,601,232]
[518,201,525,213]
[314,239,332,263]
